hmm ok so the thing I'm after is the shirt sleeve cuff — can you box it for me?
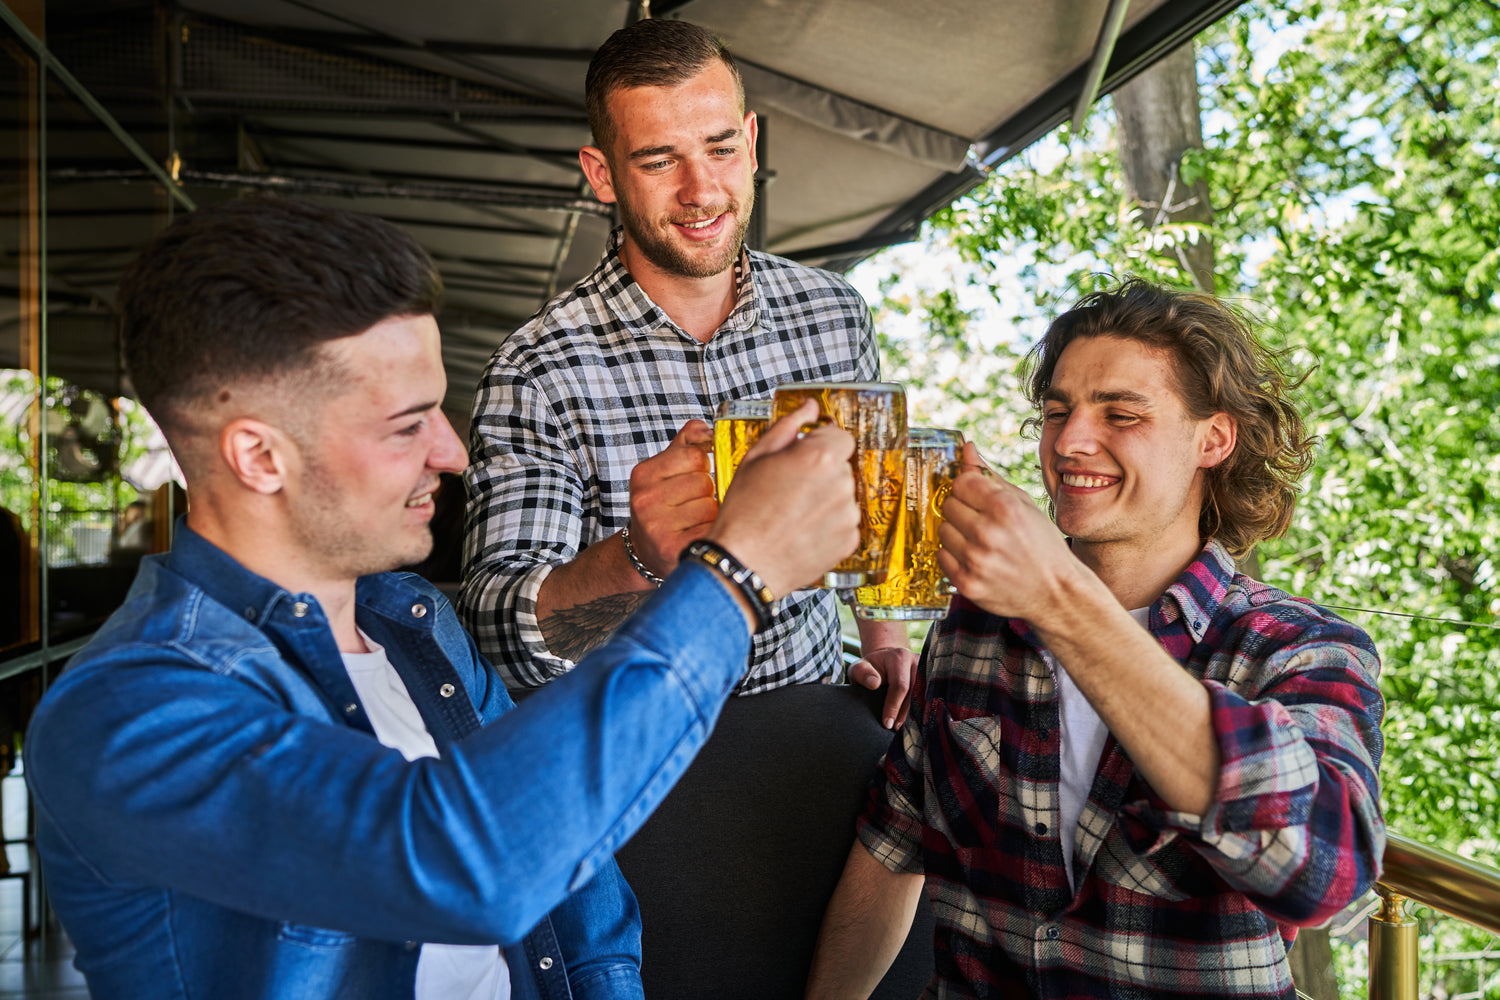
[513,561,569,667]
[1117,679,1318,856]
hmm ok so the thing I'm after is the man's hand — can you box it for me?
[709,401,861,599]
[936,442,1077,625]
[849,617,916,729]
[847,643,917,730]
[627,419,718,577]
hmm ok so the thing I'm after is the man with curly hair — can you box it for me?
[808,278,1386,998]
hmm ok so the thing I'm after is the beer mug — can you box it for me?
[853,428,964,620]
[771,381,907,588]
[711,398,772,503]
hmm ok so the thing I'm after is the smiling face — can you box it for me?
[1039,335,1234,568]
[580,61,757,283]
[285,314,466,580]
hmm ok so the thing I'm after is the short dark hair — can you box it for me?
[585,19,743,156]
[1023,277,1315,556]
[117,195,442,436]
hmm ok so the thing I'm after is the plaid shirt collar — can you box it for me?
[595,227,760,339]
[1011,538,1234,658]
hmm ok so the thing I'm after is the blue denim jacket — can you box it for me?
[26,522,752,999]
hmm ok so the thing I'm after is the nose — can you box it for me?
[1050,410,1100,457]
[677,157,718,208]
[429,413,468,475]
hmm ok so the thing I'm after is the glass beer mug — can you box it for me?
[853,427,964,620]
[771,381,907,588]
[711,398,772,503]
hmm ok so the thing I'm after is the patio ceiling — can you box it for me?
[21,0,1245,416]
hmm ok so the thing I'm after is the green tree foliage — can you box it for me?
[865,0,1500,867]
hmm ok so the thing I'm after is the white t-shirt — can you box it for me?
[1052,607,1151,891]
[342,636,511,1000]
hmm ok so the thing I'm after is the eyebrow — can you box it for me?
[1042,387,1155,407]
[627,127,743,161]
[388,401,438,420]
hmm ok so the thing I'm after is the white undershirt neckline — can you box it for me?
[1052,606,1151,892]
[342,635,511,1000]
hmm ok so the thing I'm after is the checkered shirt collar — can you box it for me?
[597,227,760,338]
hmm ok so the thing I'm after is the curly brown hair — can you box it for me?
[1022,278,1315,556]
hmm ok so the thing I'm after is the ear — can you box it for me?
[579,145,618,204]
[219,418,292,495]
[744,111,759,175]
[1197,412,1237,470]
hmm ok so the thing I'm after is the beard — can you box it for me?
[617,188,755,279]
[292,455,434,579]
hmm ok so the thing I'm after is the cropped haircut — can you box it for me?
[1023,278,1315,556]
[585,18,743,157]
[117,196,442,438]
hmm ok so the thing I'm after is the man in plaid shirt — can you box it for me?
[807,280,1386,998]
[460,19,916,724]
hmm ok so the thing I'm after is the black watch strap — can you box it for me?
[680,538,775,632]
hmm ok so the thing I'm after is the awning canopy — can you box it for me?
[30,0,1244,414]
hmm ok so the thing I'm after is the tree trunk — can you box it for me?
[1116,40,1337,994]
[1112,43,1216,291]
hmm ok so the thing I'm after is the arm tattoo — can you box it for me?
[540,591,652,662]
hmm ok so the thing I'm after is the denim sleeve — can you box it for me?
[26,562,751,948]
[547,862,644,1000]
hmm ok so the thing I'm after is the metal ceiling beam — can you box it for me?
[1071,0,1133,135]
[235,124,579,165]
[206,28,595,62]
[782,226,922,265]
[46,166,614,216]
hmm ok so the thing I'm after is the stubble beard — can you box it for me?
[619,188,755,280]
[294,456,434,579]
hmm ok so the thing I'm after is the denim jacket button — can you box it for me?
[292,602,310,618]
[439,684,455,698]
[538,956,553,970]
[411,603,428,618]
[344,703,358,715]
[405,941,417,951]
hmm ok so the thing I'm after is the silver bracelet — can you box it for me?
[620,523,664,586]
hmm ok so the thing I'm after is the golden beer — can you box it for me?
[854,428,964,620]
[771,381,907,588]
[712,398,772,503]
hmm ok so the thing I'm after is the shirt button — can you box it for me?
[1038,729,1050,742]
[1046,925,1060,940]
[538,956,553,970]
[1035,822,1048,836]
[404,941,417,951]
[344,703,358,715]
[1192,619,1202,630]
[243,606,256,620]
[411,603,428,618]
[292,602,310,618]
[439,683,456,698]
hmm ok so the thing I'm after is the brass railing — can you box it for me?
[1367,833,1500,1000]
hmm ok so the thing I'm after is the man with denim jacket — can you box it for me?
[24,195,862,1000]
[807,280,1386,998]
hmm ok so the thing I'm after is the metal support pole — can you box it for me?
[1368,885,1418,1000]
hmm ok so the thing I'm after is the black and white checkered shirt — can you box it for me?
[459,229,879,693]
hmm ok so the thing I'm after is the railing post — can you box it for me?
[1367,884,1418,1000]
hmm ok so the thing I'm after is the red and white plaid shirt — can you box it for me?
[860,540,1386,998]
